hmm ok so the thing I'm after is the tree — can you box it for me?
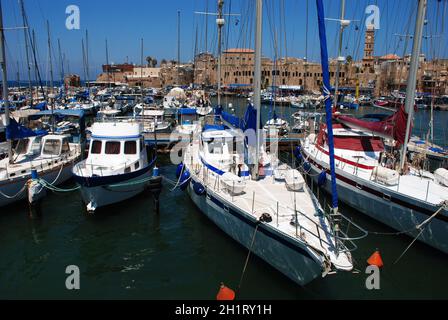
[346,55,353,64]
[161,59,167,65]
[146,56,152,67]
[151,59,158,68]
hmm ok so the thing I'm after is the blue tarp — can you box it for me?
[6,118,47,140]
[178,108,197,115]
[203,124,225,132]
[32,102,48,111]
[222,111,242,129]
[243,103,258,132]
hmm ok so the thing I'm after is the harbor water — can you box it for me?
[0,101,447,299]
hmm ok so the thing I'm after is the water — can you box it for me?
[0,102,447,299]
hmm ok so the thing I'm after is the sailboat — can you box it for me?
[0,2,84,207]
[178,0,361,286]
[301,0,448,254]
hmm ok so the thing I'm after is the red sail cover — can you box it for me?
[335,105,411,147]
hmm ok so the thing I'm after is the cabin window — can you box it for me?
[105,141,121,155]
[124,141,137,155]
[43,139,61,156]
[14,138,30,154]
[61,140,71,154]
[91,140,102,154]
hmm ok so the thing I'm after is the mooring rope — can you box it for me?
[0,185,27,199]
[237,223,260,293]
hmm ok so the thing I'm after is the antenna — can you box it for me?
[195,0,240,106]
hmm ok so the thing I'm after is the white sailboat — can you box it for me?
[0,5,83,208]
[301,0,448,254]
[179,0,359,286]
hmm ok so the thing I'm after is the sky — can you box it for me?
[2,0,448,81]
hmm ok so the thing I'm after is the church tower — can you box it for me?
[363,24,375,70]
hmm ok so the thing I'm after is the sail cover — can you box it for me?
[6,118,47,140]
[335,104,411,146]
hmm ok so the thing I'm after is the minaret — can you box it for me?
[363,24,375,70]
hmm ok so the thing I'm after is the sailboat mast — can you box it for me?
[19,0,32,108]
[177,10,180,85]
[333,0,346,108]
[400,0,427,171]
[315,0,340,250]
[85,30,90,88]
[57,39,65,94]
[254,0,262,179]
[46,20,54,94]
[0,0,13,162]
[46,20,55,133]
[217,0,224,107]
[105,39,110,88]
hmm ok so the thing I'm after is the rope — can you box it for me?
[237,223,260,293]
[366,202,447,236]
[170,163,185,191]
[38,179,80,192]
[0,185,27,199]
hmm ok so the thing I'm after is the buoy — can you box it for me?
[216,283,235,301]
[367,250,384,268]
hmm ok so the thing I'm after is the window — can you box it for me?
[105,141,121,154]
[91,140,102,154]
[124,141,137,154]
[61,139,71,154]
[43,139,61,156]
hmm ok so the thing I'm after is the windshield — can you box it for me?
[42,139,61,156]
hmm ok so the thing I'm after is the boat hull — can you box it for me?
[77,166,153,211]
[0,162,74,207]
[305,157,448,254]
[187,178,324,286]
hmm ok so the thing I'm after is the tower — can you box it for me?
[363,24,375,71]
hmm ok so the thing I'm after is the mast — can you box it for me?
[105,39,110,88]
[140,38,143,87]
[46,20,54,132]
[0,0,13,162]
[57,39,65,94]
[316,0,340,250]
[254,0,262,179]
[333,0,346,108]
[46,20,54,95]
[399,0,427,171]
[85,30,90,88]
[19,0,32,107]
[177,10,180,85]
[217,0,224,107]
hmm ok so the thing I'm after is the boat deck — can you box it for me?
[185,141,353,271]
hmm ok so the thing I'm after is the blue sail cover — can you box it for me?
[243,103,258,132]
[316,0,339,209]
[32,102,48,111]
[222,111,242,129]
[6,118,48,140]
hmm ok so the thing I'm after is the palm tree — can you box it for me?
[151,59,158,68]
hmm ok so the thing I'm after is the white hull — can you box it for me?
[79,169,151,211]
[0,162,74,207]
[187,178,324,286]
[306,159,448,254]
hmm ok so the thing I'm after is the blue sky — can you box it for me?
[3,0,447,81]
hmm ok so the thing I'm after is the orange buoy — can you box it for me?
[367,250,384,268]
[216,283,236,301]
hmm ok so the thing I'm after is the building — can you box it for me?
[64,74,81,87]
